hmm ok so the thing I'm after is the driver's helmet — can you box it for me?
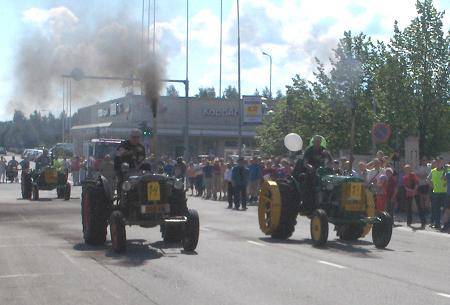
[309,135,327,149]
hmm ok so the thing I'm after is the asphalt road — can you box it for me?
[0,182,449,305]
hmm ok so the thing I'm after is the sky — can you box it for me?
[0,0,449,121]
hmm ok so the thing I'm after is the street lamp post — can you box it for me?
[237,0,242,156]
[184,0,190,161]
[262,51,272,99]
[219,0,223,98]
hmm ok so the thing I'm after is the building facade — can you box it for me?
[71,94,258,158]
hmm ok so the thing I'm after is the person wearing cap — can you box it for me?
[114,129,146,171]
[231,157,249,210]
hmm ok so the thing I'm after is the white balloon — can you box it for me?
[284,133,303,152]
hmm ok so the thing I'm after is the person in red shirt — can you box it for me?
[402,164,426,228]
[376,174,388,212]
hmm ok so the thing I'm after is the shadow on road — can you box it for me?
[259,236,390,257]
[73,242,109,252]
[105,240,164,266]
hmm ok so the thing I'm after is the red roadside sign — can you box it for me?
[371,123,392,144]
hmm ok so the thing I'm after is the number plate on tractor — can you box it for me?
[349,183,363,200]
[141,204,169,214]
[44,169,58,184]
[147,182,160,201]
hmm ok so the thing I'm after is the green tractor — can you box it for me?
[258,134,392,248]
[21,166,71,201]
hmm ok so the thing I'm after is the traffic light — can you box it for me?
[139,122,152,138]
[143,128,152,137]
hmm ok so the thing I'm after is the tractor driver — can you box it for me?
[35,149,51,172]
[114,129,146,172]
[292,135,332,214]
[303,135,332,170]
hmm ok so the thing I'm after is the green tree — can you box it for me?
[223,86,239,99]
[388,0,450,156]
[196,87,216,99]
[165,85,179,97]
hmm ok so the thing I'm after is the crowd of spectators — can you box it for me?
[182,150,449,232]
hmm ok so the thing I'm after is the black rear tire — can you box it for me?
[310,209,329,247]
[337,224,363,241]
[270,179,298,240]
[182,209,199,252]
[81,181,109,246]
[372,211,393,249]
[110,210,126,253]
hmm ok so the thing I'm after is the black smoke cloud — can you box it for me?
[11,5,166,113]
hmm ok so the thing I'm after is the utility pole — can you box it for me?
[237,0,242,156]
[62,78,65,142]
[262,51,272,98]
[184,0,190,161]
[219,0,223,98]
[153,0,156,53]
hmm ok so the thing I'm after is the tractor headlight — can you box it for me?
[122,180,132,192]
[174,180,184,190]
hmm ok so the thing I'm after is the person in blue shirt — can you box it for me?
[248,157,262,203]
[164,160,174,176]
[231,157,249,210]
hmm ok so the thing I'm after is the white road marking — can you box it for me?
[200,227,210,232]
[20,214,29,223]
[0,243,63,248]
[436,292,450,298]
[247,240,265,247]
[0,272,63,279]
[396,227,450,238]
[317,260,346,269]
[58,249,78,266]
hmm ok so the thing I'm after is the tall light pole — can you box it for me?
[62,78,65,142]
[262,51,272,99]
[219,0,223,98]
[184,0,190,160]
[237,0,242,156]
[153,0,156,53]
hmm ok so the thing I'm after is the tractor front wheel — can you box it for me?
[182,209,199,252]
[372,211,393,249]
[110,211,126,253]
[310,209,328,247]
[32,185,39,201]
[63,183,71,201]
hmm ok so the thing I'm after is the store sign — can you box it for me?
[243,95,263,124]
[202,108,238,117]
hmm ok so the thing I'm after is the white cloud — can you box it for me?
[22,7,79,26]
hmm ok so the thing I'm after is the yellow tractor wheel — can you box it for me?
[258,179,298,239]
[258,180,282,235]
[362,189,375,237]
